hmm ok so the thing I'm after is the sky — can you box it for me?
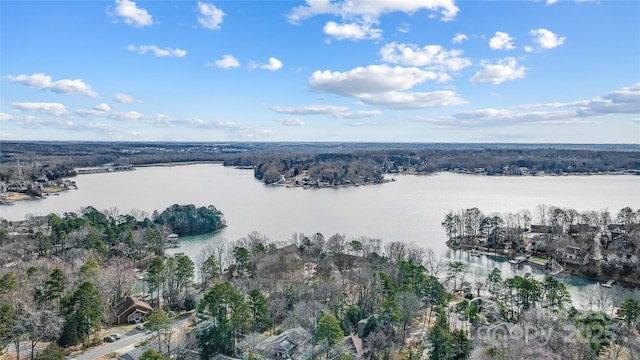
[1,0,639,143]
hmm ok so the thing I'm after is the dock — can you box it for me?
[509,256,527,265]
[600,279,615,288]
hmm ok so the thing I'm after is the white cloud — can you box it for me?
[489,31,515,50]
[529,28,566,50]
[110,0,153,27]
[111,111,145,121]
[76,107,145,121]
[576,82,640,115]
[414,108,579,127]
[0,113,14,122]
[323,21,382,41]
[272,104,382,118]
[277,118,306,126]
[272,104,349,115]
[94,103,111,112]
[309,64,439,97]
[147,115,274,139]
[260,57,283,71]
[12,102,68,117]
[333,110,382,119]
[379,42,471,72]
[470,57,527,84]
[287,0,460,24]
[197,1,225,30]
[5,73,98,98]
[128,45,187,57]
[414,83,640,128]
[452,33,468,44]
[308,64,465,109]
[398,23,410,33]
[210,55,240,69]
[461,109,581,125]
[113,93,141,103]
[359,91,466,109]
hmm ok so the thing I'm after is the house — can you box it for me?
[564,246,590,265]
[569,224,597,238]
[212,355,242,360]
[565,246,581,261]
[476,322,519,340]
[357,316,372,338]
[256,327,310,359]
[608,224,627,236]
[343,335,365,359]
[470,297,502,324]
[530,225,554,234]
[112,296,154,324]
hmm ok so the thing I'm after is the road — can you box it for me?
[73,328,149,360]
[72,315,193,360]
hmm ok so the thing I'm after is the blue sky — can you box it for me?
[1,0,639,143]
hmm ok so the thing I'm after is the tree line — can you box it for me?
[2,142,639,184]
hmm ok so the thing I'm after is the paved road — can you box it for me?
[73,328,149,360]
[73,316,193,360]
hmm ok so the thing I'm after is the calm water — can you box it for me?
[2,164,639,305]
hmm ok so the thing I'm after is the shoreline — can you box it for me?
[450,244,640,290]
[2,164,637,205]
[134,160,225,168]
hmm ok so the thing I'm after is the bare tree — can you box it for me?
[385,241,407,263]
[24,310,62,360]
[99,258,136,312]
[582,285,615,313]
[424,248,448,278]
[536,204,550,226]
[326,233,347,256]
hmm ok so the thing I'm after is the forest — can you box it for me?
[0,205,639,360]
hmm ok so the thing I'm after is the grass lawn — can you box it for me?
[530,255,548,264]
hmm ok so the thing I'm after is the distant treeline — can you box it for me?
[1,142,639,184]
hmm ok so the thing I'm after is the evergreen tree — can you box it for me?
[139,349,170,360]
[175,255,195,298]
[315,313,343,346]
[0,303,17,353]
[248,289,270,332]
[428,308,453,360]
[59,281,102,347]
[147,256,165,308]
[146,311,171,354]
[541,275,571,312]
[619,297,640,329]
[44,268,66,308]
[197,282,249,358]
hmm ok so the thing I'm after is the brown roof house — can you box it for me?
[113,296,154,324]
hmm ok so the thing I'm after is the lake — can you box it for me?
[2,164,639,305]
